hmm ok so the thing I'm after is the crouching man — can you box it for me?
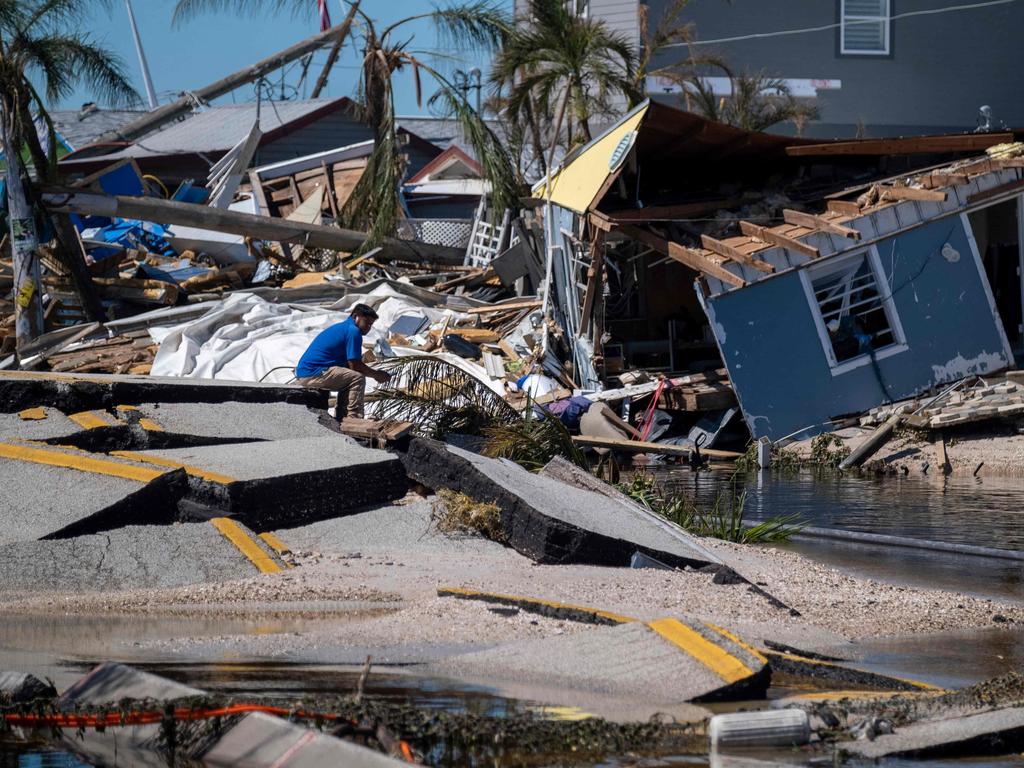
[295,303,391,420]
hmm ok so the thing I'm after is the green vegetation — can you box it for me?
[619,472,803,544]
[809,432,851,468]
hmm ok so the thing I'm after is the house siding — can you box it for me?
[641,0,1024,136]
[704,215,1013,441]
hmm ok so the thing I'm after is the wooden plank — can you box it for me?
[967,177,1024,205]
[997,157,1024,169]
[338,417,413,442]
[446,328,500,342]
[660,385,736,412]
[668,242,745,287]
[572,435,742,460]
[248,171,272,216]
[497,339,520,361]
[838,414,902,470]
[782,209,861,239]
[464,299,542,314]
[878,186,948,202]
[741,221,819,260]
[579,231,605,335]
[920,172,969,189]
[826,200,862,216]
[320,161,339,219]
[700,234,774,273]
[785,133,1013,157]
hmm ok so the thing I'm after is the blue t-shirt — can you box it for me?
[296,318,363,378]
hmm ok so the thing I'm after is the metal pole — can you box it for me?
[124,0,159,110]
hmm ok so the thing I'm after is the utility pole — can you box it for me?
[2,111,44,355]
[124,0,159,110]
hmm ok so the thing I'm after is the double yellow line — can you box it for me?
[210,518,293,574]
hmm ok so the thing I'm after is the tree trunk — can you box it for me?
[2,110,44,356]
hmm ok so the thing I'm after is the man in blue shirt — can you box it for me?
[295,303,391,419]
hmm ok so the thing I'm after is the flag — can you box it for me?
[317,0,331,31]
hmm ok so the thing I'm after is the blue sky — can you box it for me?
[64,0,507,115]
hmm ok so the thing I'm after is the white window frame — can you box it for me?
[840,0,891,56]
[799,246,908,377]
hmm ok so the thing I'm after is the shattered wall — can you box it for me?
[703,215,1014,441]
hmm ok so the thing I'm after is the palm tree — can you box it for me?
[173,0,520,252]
[687,71,819,133]
[492,0,640,161]
[1,0,138,354]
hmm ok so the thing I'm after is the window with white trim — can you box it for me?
[841,0,890,55]
[807,251,902,367]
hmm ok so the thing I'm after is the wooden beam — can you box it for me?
[579,231,605,335]
[463,298,542,314]
[572,435,742,460]
[878,185,948,202]
[783,209,861,239]
[738,221,819,259]
[668,242,746,287]
[785,133,1014,157]
[826,200,862,216]
[997,157,1024,169]
[320,160,339,219]
[41,187,466,264]
[967,177,1024,205]
[700,234,774,273]
[920,172,969,189]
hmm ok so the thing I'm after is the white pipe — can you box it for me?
[124,0,159,110]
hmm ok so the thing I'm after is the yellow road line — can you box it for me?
[647,618,754,684]
[138,418,164,432]
[258,532,295,569]
[438,587,637,625]
[68,410,118,430]
[0,442,164,483]
[18,407,47,420]
[211,518,282,574]
[705,621,769,664]
[764,650,943,691]
[110,451,236,484]
[115,405,139,412]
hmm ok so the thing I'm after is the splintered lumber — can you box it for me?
[668,242,745,287]
[826,200,862,216]
[920,172,969,189]
[90,6,360,146]
[572,435,742,460]
[91,277,179,305]
[446,328,500,343]
[42,188,465,264]
[877,185,948,202]
[700,234,774,273]
[659,383,736,412]
[838,413,902,470]
[338,417,413,442]
[579,231,605,335]
[782,209,861,239]
[738,221,819,258]
[785,133,1014,157]
[464,299,542,314]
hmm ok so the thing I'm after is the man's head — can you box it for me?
[350,303,379,334]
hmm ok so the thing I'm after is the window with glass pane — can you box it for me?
[811,255,897,363]
[841,0,890,54]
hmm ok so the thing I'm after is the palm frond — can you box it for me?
[171,0,306,26]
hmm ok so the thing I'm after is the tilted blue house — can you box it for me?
[536,101,1023,442]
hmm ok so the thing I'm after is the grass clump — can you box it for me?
[431,489,507,543]
[619,473,803,544]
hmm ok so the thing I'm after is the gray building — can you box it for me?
[593,0,1024,138]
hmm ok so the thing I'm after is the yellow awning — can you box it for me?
[534,104,649,214]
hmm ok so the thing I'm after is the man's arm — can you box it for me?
[348,359,390,384]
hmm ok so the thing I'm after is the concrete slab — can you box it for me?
[201,711,406,767]
[843,706,1024,758]
[0,671,56,703]
[0,441,188,544]
[60,661,204,704]
[0,520,277,593]
[432,616,769,705]
[0,370,324,413]
[277,500,510,557]
[0,407,81,440]
[403,438,718,567]
[123,436,408,529]
[127,400,333,441]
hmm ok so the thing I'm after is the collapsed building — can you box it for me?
[536,100,1024,441]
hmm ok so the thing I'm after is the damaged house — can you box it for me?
[538,100,1024,441]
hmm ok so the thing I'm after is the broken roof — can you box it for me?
[60,97,359,164]
[49,107,147,152]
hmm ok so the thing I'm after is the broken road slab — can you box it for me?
[201,711,407,767]
[432,616,769,706]
[0,520,282,594]
[121,436,408,529]
[0,408,83,440]
[843,706,1024,759]
[0,369,325,413]
[60,661,204,705]
[125,400,333,441]
[404,438,719,567]
[0,441,188,544]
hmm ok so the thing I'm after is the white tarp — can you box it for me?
[150,287,501,395]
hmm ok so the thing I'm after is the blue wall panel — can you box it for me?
[705,216,1012,441]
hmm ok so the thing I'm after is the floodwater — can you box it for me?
[652,466,1024,602]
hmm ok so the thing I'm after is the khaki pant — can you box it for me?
[298,366,365,419]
